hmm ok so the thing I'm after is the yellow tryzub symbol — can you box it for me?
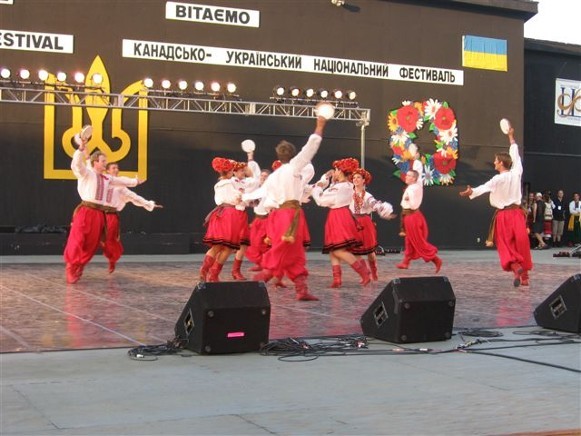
[43,55,149,180]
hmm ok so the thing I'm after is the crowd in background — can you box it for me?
[523,189,581,249]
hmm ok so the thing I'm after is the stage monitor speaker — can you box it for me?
[534,274,581,333]
[360,276,455,344]
[175,281,271,354]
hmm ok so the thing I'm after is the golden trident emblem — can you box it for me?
[43,55,149,180]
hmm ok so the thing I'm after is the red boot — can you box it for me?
[249,264,262,272]
[369,259,378,281]
[433,256,443,273]
[253,269,274,283]
[510,262,523,287]
[396,257,410,270]
[294,274,319,301]
[207,262,223,282]
[520,270,530,286]
[199,255,215,282]
[352,260,371,286]
[231,258,247,280]
[330,265,342,288]
[65,263,80,284]
[108,260,116,274]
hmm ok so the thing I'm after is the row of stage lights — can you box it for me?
[0,68,238,99]
[142,78,238,95]
[0,68,359,106]
[0,67,104,85]
[272,85,358,105]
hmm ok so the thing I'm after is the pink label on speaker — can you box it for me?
[227,331,245,338]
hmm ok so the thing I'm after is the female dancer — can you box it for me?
[199,157,248,282]
[230,158,261,280]
[350,168,395,281]
[311,158,370,287]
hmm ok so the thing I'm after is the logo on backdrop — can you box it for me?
[43,56,149,180]
[555,78,581,127]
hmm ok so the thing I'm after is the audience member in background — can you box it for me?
[532,192,547,249]
[542,191,553,246]
[524,192,535,242]
[569,192,581,245]
[551,189,566,247]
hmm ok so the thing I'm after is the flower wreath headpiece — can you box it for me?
[352,168,372,185]
[211,157,235,173]
[333,157,360,175]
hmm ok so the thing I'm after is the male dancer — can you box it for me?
[459,126,532,287]
[253,114,328,301]
[64,133,143,284]
[397,170,442,272]
[102,162,163,273]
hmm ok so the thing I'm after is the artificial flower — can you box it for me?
[397,105,420,133]
[434,107,456,131]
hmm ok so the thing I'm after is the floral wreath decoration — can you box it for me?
[387,99,459,186]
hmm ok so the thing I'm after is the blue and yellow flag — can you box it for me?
[462,35,508,72]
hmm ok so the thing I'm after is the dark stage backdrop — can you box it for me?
[1,0,547,252]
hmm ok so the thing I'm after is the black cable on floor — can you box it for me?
[127,338,194,361]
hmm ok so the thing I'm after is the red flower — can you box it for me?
[396,105,419,133]
[434,107,455,131]
[433,152,457,174]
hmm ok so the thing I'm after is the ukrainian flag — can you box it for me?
[462,35,508,72]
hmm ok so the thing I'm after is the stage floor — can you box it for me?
[1,249,579,353]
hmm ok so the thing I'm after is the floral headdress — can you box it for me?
[211,157,235,173]
[352,168,372,185]
[333,158,359,175]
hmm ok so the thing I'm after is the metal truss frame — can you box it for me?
[0,83,372,165]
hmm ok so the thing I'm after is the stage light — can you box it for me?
[210,81,221,92]
[226,82,237,94]
[346,90,357,100]
[161,79,171,89]
[331,0,345,6]
[332,89,343,100]
[91,73,103,85]
[19,69,31,80]
[318,88,329,99]
[38,69,49,82]
[304,88,315,99]
[177,80,188,91]
[74,72,85,83]
[56,71,67,82]
[0,68,10,79]
[289,86,301,98]
[194,80,204,92]
[273,85,285,97]
[143,77,154,88]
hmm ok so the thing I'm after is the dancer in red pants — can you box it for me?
[102,162,162,273]
[63,132,143,284]
[253,114,329,301]
[397,170,442,272]
[460,125,532,287]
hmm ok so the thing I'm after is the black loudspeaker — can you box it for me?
[175,281,271,354]
[360,276,456,344]
[534,274,581,333]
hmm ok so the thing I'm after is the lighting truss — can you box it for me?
[0,84,371,123]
